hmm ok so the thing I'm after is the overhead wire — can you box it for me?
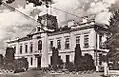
[40,0,91,19]
[2,1,95,35]
[2,2,45,34]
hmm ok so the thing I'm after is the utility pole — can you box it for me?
[96,31,98,71]
[95,26,99,72]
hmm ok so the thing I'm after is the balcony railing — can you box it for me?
[34,50,42,54]
[33,50,42,57]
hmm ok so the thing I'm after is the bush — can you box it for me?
[65,62,75,72]
[74,54,95,71]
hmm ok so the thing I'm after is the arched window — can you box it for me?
[38,40,42,50]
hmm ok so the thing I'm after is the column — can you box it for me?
[104,62,108,76]
[16,41,19,59]
[41,33,49,68]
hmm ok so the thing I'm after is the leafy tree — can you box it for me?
[65,62,75,72]
[14,57,28,72]
[6,0,15,4]
[83,54,95,70]
[26,0,53,7]
[106,9,119,62]
[75,54,95,71]
[0,0,15,5]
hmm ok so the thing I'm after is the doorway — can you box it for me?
[37,56,41,68]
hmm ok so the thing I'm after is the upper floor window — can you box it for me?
[84,35,89,48]
[20,45,22,54]
[50,41,53,50]
[30,42,33,53]
[25,44,28,53]
[14,46,16,54]
[38,40,42,50]
[65,38,70,49]
[99,35,103,48]
[76,36,80,44]
[57,39,61,50]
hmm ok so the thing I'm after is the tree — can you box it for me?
[74,44,82,66]
[6,0,15,4]
[0,0,15,5]
[74,44,82,71]
[0,54,3,65]
[51,47,61,70]
[26,0,53,7]
[106,9,119,62]
[14,57,28,72]
[83,54,95,70]
[5,47,15,63]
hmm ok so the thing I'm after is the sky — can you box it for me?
[0,0,118,54]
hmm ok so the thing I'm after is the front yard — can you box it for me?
[1,70,103,77]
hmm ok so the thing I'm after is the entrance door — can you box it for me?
[37,56,41,68]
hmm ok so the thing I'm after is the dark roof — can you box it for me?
[7,22,108,44]
[48,24,95,36]
[7,36,32,44]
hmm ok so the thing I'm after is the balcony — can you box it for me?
[33,50,42,57]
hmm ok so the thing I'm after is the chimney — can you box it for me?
[82,16,88,23]
[68,20,75,27]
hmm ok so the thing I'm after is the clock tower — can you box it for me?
[37,14,58,30]
[36,14,59,68]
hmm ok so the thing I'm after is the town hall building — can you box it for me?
[6,14,108,70]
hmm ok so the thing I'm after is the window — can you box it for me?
[84,35,89,48]
[57,39,61,49]
[99,35,103,48]
[31,57,33,65]
[76,36,80,44]
[14,46,16,54]
[65,38,70,49]
[51,56,53,65]
[38,40,42,50]
[50,41,53,50]
[66,55,70,63]
[99,54,102,65]
[30,43,33,53]
[20,45,22,54]
[25,44,28,53]
[37,27,40,31]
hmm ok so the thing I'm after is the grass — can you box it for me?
[0,70,104,77]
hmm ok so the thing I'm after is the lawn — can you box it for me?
[0,70,104,77]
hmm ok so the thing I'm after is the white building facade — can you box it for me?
[6,14,108,69]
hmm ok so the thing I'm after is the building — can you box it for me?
[6,14,108,70]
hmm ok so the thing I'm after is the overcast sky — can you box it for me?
[0,0,118,55]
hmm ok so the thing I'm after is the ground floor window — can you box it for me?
[31,57,33,65]
[66,55,70,63]
[50,56,53,65]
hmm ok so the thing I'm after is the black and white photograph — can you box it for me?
[0,0,118,77]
